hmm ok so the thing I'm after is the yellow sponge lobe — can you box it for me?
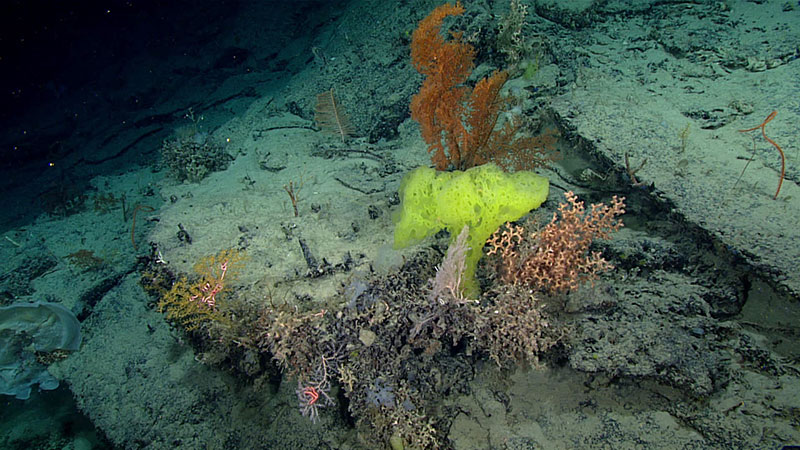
[393,164,549,295]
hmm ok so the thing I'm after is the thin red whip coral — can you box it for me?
[738,110,785,200]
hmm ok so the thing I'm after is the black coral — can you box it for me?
[315,88,355,144]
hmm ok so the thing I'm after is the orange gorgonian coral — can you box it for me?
[409,3,556,171]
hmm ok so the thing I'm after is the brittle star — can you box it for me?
[738,110,785,200]
[303,386,320,405]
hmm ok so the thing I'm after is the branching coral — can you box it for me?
[478,284,558,367]
[156,249,244,331]
[488,191,625,294]
[161,128,232,182]
[409,2,555,171]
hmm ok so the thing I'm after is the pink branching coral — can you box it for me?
[487,191,625,294]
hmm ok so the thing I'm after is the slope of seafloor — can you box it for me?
[3,0,799,449]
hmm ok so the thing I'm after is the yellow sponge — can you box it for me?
[393,163,549,295]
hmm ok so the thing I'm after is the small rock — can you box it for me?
[359,328,377,347]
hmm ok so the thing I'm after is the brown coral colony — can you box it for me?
[488,191,625,295]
